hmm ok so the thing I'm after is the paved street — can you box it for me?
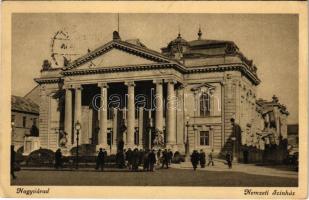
[11,163,298,186]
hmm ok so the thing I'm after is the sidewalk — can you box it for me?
[170,159,298,179]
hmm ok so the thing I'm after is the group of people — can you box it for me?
[115,148,174,171]
[190,149,215,170]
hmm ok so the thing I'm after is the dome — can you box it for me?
[167,33,189,48]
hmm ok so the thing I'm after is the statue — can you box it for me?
[42,59,51,71]
[153,128,164,147]
[59,130,68,148]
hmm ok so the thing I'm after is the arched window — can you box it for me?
[200,92,210,117]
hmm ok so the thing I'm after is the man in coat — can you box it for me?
[96,148,105,171]
[199,149,206,168]
[191,150,199,171]
[226,151,233,169]
[126,148,133,170]
[161,149,169,169]
[168,149,173,164]
[207,149,215,166]
[148,149,157,172]
[11,145,17,179]
[54,148,63,169]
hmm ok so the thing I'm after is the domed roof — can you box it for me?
[167,33,189,48]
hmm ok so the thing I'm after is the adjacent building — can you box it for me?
[11,95,40,152]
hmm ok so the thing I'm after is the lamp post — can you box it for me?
[75,121,81,169]
[185,121,190,161]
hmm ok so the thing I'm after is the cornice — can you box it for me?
[60,62,260,85]
[61,63,187,76]
[34,77,63,84]
[187,63,260,85]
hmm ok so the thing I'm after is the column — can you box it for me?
[153,79,163,133]
[64,87,72,145]
[138,107,144,147]
[166,79,177,146]
[125,81,135,147]
[112,107,118,153]
[73,84,82,146]
[98,82,108,148]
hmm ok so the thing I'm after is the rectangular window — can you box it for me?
[33,118,37,125]
[200,93,210,117]
[22,116,26,128]
[200,131,210,146]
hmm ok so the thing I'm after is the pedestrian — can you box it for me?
[132,148,139,171]
[199,149,206,168]
[148,149,157,172]
[207,149,214,166]
[143,150,150,171]
[121,149,126,168]
[11,145,17,179]
[95,148,105,171]
[226,151,233,169]
[54,148,63,169]
[126,148,133,170]
[191,150,199,171]
[116,150,125,168]
[161,149,169,169]
[139,149,144,167]
[118,139,124,152]
[156,149,162,166]
[168,149,173,164]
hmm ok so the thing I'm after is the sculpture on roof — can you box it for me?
[42,59,51,71]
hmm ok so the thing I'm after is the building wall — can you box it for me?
[11,111,39,151]
[39,83,60,151]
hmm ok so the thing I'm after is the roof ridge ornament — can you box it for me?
[113,31,121,41]
[198,25,202,40]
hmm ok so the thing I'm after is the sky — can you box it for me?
[12,13,298,124]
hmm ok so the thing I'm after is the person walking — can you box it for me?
[138,149,144,167]
[148,149,157,172]
[96,148,105,171]
[54,148,63,169]
[168,149,173,164]
[191,150,199,171]
[143,150,150,171]
[11,145,17,179]
[207,149,214,166]
[161,149,169,169]
[226,151,233,169]
[199,149,206,168]
[156,149,162,166]
[132,148,139,171]
[126,148,133,170]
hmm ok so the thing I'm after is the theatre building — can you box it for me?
[33,29,289,160]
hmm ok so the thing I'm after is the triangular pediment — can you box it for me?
[77,48,156,69]
[191,82,216,92]
[63,40,173,71]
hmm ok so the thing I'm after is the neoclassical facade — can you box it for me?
[34,30,288,159]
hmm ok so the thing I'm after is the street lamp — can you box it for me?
[75,121,81,169]
[185,121,190,161]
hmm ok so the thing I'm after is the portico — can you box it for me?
[62,77,180,153]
